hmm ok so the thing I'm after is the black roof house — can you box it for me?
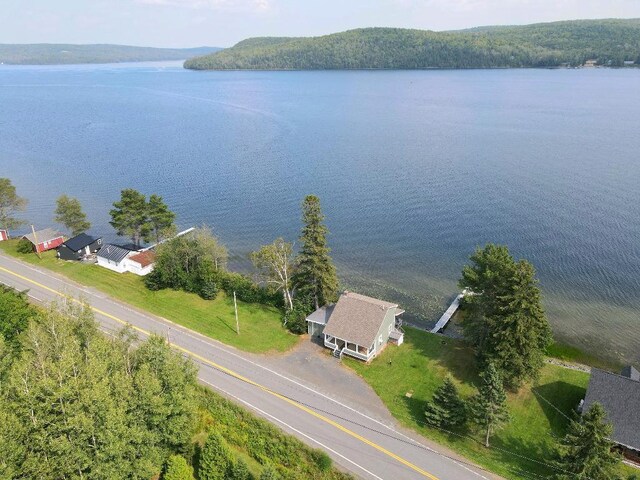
[57,233,102,261]
[583,367,640,452]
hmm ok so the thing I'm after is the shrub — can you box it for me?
[198,275,218,300]
[282,298,313,334]
[162,455,194,480]
[258,465,280,480]
[16,239,33,254]
[310,449,332,471]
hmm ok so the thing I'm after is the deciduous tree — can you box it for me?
[469,363,509,447]
[555,403,621,480]
[292,195,338,309]
[0,178,27,232]
[54,194,91,236]
[460,244,552,389]
[251,238,294,311]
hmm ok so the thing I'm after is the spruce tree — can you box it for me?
[259,465,280,480]
[292,195,338,309]
[460,244,552,389]
[424,375,467,429]
[229,458,253,480]
[163,455,194,480]
[555,403,621,480]
[470,363,509,447]
[109,189,149,247]
[198,432,233,480]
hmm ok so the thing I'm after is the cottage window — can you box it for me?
[378,335,383,345]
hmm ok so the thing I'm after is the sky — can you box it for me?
[1,0,640,48]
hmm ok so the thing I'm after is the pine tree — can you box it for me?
[146,194,176,244]
[55,194,91,236]
[292,195,338,309]
[109,189,149,247]
[460,244,552,390]
[163,455,195,480]
[198,432,233,480]
[470,363,509,447]
[424,375,467,429]
[555,403,621,480]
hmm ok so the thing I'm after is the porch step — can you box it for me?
[332,348,341,358]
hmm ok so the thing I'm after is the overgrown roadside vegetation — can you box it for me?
[0,239,297,353]
[345,328,636,479]
[0,286,349,480]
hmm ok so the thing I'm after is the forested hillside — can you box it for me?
[184,19,640,70]
[0,44,221,65]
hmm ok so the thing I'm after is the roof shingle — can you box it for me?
[322,291,398,348]
[97,244,131,263]
[583,367,640,450]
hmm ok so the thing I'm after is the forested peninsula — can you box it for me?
[0,44,221,65]
[184,19,640,70]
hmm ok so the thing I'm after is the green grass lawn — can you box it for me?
[0,240,298,353]
[345,328,631,480]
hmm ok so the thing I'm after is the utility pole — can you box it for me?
[31,225,41,259]
[234,291,239,335]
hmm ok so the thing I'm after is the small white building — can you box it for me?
[96,244,133,273]
[307,291,404,362]
[124,250,155,276]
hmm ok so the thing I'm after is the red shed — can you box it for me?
[22,228,64,253]
[0,229,8,241]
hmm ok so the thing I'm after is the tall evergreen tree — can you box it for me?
[198,432,233,480]
[0,178,27,232]
[146,194,176,244]
[109,188,149,247]
[229,458,253,480]
[469,363,509,447]
[554,403,621,480]
[424,375,467,429]
[460,244,552,389]
[54,194,91,236]
[292,195,338,309]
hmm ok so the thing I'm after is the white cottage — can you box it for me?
[307,291,404,362]
[96,244,133,273]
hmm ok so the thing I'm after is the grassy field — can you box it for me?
[346,328,635,480]
[0,240,298,353]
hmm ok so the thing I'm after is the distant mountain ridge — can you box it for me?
[0,44,222,65]
[184,19,640,70]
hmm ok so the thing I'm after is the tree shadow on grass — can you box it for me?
[404,327,479,386]
[532,381,584,437]
[489,432,559,478]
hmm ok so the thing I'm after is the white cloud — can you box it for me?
[136,0,271,12]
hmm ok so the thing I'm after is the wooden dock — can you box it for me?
[430,289,467,334]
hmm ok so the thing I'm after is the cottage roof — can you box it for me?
[22,228,62,245]
[61,233,100,252]
[97,244,131,263]
[128,250,155,268]
[583,367,640,450]
[322,291,398,348]
[306,305,335,325]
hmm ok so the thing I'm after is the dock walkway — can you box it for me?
[430,289,468,334]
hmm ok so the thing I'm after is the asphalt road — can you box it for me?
[0,252,497,480]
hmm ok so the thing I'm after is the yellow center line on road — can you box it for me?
[0,264,440,480]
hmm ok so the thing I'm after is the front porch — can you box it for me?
[324,334,374,361]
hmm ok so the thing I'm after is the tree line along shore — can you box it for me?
[184,19,640,71]
[0,177,637,480]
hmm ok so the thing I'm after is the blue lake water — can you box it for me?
[2,61,639,363]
